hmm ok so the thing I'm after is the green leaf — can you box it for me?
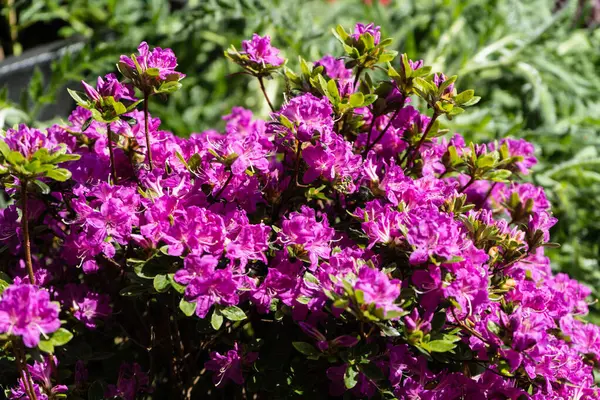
[220,305,247,321]
[0,279,9,296]
[33,180,50,195]
[378,52,396,63]
[485,169,512,182]
[45,168,72,182]
[462,96,481,107]
[344,366,358,389]
[167,274,185,294]
[112,101,127,115]
[6,150,26,166]
[0,140,11,158]
[153,274,169,292]
[425,339,457,353]
[156,81,182,94]
[303,272,319,286]
[292,342,320,357]
[359,362,384,381]
[38,340,54,353]
[327,79,340,103]
[349,92,365,107]
[211,309,223,330]
[333,25,349,43]
[146,68,160,77]
[50,328,73,346]
[67,88,87,105]
[179,298,197,317]
[454,89,474,105]
[81,118,93,132]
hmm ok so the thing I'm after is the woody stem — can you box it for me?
[20,179,35,284]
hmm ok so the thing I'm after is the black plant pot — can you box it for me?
[0,39,84,121]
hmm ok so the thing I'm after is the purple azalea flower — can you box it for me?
[0,284,60,348]
[105,363,152,400]
[81,73,135,103]
[354,266,402,318]
[489,138,537,175]
[184,268,239,318]
[120,41,185,81]
[352,23,381,45]
[277,93,334,142]
[59,284,112,329]
[315,55,353,80]
[205,343,258,387]
[241,34,284,66]
[2,125,59,159]
[433,72,455,94]
[278,206,334,268]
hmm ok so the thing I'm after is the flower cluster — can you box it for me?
[0,23,598,400]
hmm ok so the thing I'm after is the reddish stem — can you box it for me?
[107,123,118,184]
[257,76,275,113]
[143,94,153,171]
[20,180,35,285]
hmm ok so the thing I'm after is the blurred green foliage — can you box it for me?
[1,0,600,316]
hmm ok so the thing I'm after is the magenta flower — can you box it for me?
[278,93,334,141]
[226,223,270,268]
[352,23,381,44]
[205,343,258,387]
[120,41,185,81]
[59,284,112,329]
[81,73,134,103]
[354,266,402,318]
[433,73,455,94]
[0,284,60,348]
[405,208,467,264]
[315,55,352,80]
[489,138,537,175]
[2,125,59,159]
[174,254,219,286]
[8,381,46,400]
[184,268,239,318]
[278,206,335,268]
[241,34,284,66]
[105,363,152,400]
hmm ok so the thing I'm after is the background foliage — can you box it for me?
[1,0,600,317]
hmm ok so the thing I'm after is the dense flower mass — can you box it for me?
[0,23,599,400]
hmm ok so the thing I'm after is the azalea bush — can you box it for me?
[0,22,599,400]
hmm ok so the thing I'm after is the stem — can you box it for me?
[353,67,364,90]
[459,176,476,193]
[7,0,18,56]
[20,180,35,285]
[257,77,275,113]
[364,110,377,153]
[403,112,440,168]
[215,171,234,199]
[143,94,153,171]
[106,123,118,184]
[363,96,406,156]
[450,307,489,345]
[13,339,37,400]
[438,169,450,179]
[293,141,302,186]
[482,182,498,205]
